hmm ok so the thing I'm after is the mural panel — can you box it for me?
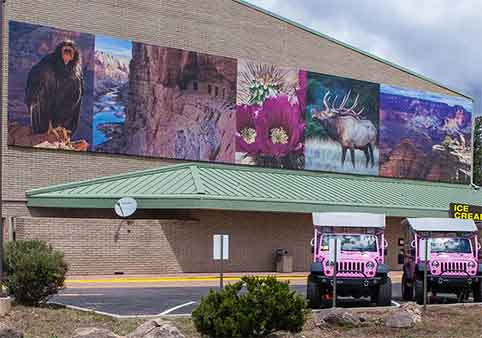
[304,72,380,175]
[379,85,472,184]
[6,20,474,184]
[93,36,131,150]
[95,42,237,162]
[8,21,94,151]
[235,60,306,169]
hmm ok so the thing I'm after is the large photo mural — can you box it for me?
[7,20,474,184]
[304,72,380,176]
[379,85,473,183]
[8,21,94,151]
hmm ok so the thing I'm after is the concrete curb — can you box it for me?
[66,275,308,284]
[48,302,194,319]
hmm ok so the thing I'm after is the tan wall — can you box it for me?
[1,0,467,215]
[13,212,406,275]
[0,0,454,274]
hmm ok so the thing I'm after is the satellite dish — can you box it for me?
[114,197,137,218]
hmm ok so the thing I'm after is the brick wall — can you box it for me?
[15,217,199,275]
[13,212,406,275]
[0,0,457,274]
[1,0,466,212]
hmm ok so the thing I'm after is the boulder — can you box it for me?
[0,328,24,338]
[72,328,122,338]
[318,310,363,327]
[384,310,416,328]
[127,319,184,338]
[400,303,422,323]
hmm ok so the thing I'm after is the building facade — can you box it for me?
[1,0,479,275]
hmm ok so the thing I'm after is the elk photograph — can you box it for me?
[304,72,380,175]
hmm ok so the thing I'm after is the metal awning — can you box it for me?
[404,218,477,232]
[26,162,482,217]
[312,212,385,228]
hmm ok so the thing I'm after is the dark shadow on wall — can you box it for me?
[160,210,314,273]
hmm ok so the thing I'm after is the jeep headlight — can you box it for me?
[468,261,476,269]
[366,261,375,270]
[431,261,439,268]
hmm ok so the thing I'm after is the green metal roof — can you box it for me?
[26,163,482,217]
[233,0,472,100]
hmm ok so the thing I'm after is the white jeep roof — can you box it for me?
[312,212,385,228]
[404,218,477,233]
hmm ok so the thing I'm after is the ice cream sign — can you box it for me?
[450,203,482,221]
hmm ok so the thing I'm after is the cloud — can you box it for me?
[245,0,482,113]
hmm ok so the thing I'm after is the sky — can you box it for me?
[95,35,132,59]
[245,0,482,115]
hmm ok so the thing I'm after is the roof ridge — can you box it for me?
[26,162,194,196]
[195,162,474,189]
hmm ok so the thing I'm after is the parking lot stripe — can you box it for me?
[160,301,197,315]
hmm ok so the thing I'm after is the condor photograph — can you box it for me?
[7,21,94,151]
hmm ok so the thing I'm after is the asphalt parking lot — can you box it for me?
[51,283,404,316]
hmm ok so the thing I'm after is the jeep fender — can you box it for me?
[376,263,389,275]
[310,262,323,274]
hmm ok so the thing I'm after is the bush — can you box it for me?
[3,240,68,305]
[192,276,307,337]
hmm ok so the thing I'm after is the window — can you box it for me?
[208,84,212,95]
[321,234,377,252]
[215,86,219,97]
[222,88,226,98]
[430,238,471,253]
[193,81,198,91]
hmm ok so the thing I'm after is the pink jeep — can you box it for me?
[402,218,482,304]
[307,213,392,308]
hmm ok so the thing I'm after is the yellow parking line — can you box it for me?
[66,276,308,284]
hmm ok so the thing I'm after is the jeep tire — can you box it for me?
[473,282,482,303]
[376,277,392,306]
[401,272,414,301]
[306,276,322,309]
[415,278,424,305]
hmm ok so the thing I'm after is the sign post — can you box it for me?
[213,234,229,289]
[420,236,432,310]
[329,237,341,308]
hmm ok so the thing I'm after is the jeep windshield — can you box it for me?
[430,238,471,254]
[321,234,377,252]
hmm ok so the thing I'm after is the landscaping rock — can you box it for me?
[0,328,24,338]
[127,319,184,338]
[72,328,122,338]
[384,310,415,328]
[400,303,422,323]
[318,310,363,327]
[384,303,422,329]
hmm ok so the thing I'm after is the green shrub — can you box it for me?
[3,240,68,305]
[192,276,307,337]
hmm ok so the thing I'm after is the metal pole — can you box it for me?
[332,239,337,308]
[423,235,428,310]
[220,235,224,289]
[0,218,3,282]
